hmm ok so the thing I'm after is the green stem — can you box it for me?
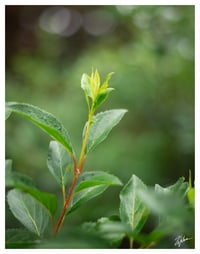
[144,241,156,249]
[77,109,93,170]
[62,184,66,206]
[54,109,94,234]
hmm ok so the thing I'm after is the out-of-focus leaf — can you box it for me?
[5,159,57,217]
[5,159,35,189]
[133,227,170,248]
[137,187,191,247]
[5,159,12,172]
[5,159,14,187]
[187,170,195,208]
[6,102,74,155]
[187,188,195,208]
[155,177,189,199]
[47,140,72,187]
[84,109,127,154]
[6,229,40,249]
[7,189,49,237]
[168,177,189,195]
[6,173,36,189]
[153,177,190,228]
[137,186,189,226]
[36,226,110,248]
[68,171,122,214]
[5,106,12,120]
[83,216,126,247]
[119,175,149,234]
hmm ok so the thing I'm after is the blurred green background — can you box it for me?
[6,5,194,234]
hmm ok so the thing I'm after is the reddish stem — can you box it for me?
[54,140,87,234]
[55,173,78,234]
[51,216,56,235]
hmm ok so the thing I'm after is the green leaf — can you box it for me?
[81,73,93,98]
[7,189,49,237]
[136,177,194,247]
[5,159,12,171]
[100,72,114,91]
[137,187,189,224]
[6,172,36,189]
[137,186,192,243]
[81,70,101,103]
[84,109,127,154]
[68,185,107,214]
[75,171,122,192]
[5,106,12,120]
[47,140,72,187]
[187,170,195,208]
[6,102,74,155]
[93,69,101,90]
[24,188,57,217]
[89,69,101,100]
[82,216,126,247]
[36,226,110,248]
[68,171,122,214]
[6,229,40,249]
[5,159,14,187]
[119,175,149,234]
[93,88,114,111]
[187,187,194,208]
[6,160,57,217]
[6,159,36,189]
[155,177,189,199]
[81,70,114,110]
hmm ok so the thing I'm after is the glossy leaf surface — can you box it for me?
[7,189,49,237]
[47,140,72,187]
[6,102,74,154]
[68,171,122,214]
[24,188,57,217]
[119,175,149,234]
[84,109,127,153]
